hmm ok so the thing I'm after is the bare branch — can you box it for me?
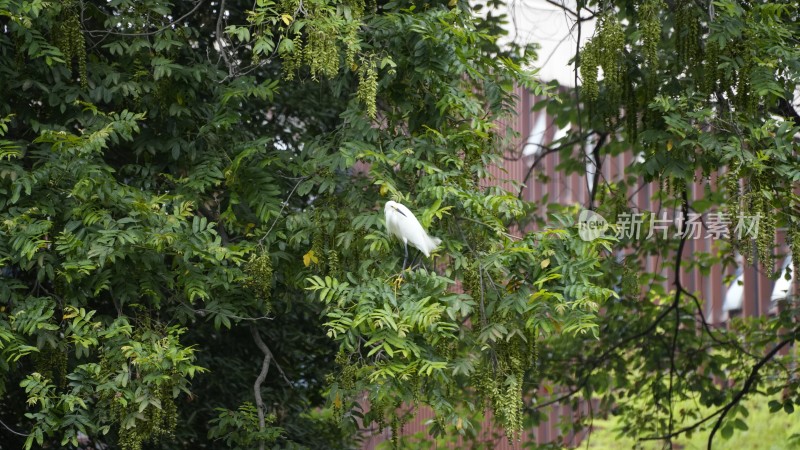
[251,324,271,450]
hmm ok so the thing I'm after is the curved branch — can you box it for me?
[707,335,795,449]
[642,331,796,444]
[533,299,678,411]
[516,135,591,200]
[0,418,28,437]
[640,404,724,441]
[250,325,291,450]
[251,325,271,450]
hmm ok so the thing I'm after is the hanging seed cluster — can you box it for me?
[328,353,358,422]
[278,0,364,81]
[724,167,741,252]
[789,228,800,288]
[33,346,68,389]
[470,340,528,443]
[581,14,624,103]
[580,12,626,129]
[638,0,664,70]
[734,53,759,115]
[112,382,178,450]
[620,258,641,297]
[98,346,179,450]
[703,40,720,94]
[54,0,87,87]
[244,250,274,306]
[732,178,776,271]
[357,56,378,119]
[674,0,701,72]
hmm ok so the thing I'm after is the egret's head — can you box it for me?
[384,201,406,217]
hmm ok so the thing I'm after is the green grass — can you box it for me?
[585,395,800,450]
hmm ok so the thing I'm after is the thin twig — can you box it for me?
[516,136,590,200]
[0,418,28,437]
[184,302,274,322]
[259,176,307,246]
[457,216,522,240]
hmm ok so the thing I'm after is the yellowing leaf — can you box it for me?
[62,307,78,320]
[281,14,293,25]
[540,258,550,269]
[379,184,389,196]
[666,140,673,151]
[448,0,458,6]
[333,393,342,409]
[303,250,319,267]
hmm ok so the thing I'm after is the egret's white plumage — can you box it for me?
[384,200,441,258]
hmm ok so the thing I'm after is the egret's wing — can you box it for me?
[385,202,441,256]
[394,204,440,256]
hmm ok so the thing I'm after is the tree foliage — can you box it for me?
[0,0,616,448]
[3,0,797,448]
[524,0,800,448]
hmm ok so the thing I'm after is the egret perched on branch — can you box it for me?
[384,200,441,271]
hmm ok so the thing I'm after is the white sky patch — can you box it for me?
[497,0,597,86]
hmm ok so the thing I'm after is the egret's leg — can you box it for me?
[402,240,409,273]
[408,251,422,271]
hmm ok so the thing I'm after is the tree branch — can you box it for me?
[587,132,607,210]
[250,324,291,450]
[773,97,800,124]
[533,299,678,411]
[639,403,724,441]
[666,192,691,443]
[516,135,590,200]
[216,0,235,78]
[251,325,271,450]
[0,418,28,437]
[707,335,795,450]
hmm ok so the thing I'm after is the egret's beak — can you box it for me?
[392,206,407,217]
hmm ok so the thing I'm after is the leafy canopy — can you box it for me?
[0,0,615,448]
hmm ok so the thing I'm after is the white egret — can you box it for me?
[384,200,442,271]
